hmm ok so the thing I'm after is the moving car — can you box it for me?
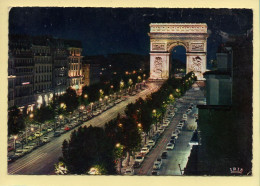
[161,151,168,159]
[153,162,161,170]
[166,143,174,150]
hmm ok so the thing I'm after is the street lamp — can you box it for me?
[90,102,94,114]
[104,96,108,105]
[14,135,18,152]
[84,94,88,99]
[59,115,63,129]
[152,109,158,131]
[118,123,123,128]
[25,113,34,145]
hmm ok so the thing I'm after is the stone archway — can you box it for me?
[148,23,208,80]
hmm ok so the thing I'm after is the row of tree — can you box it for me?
[59,72,196,174]
[8,70,149,136]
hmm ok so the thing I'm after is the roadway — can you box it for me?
[8,82,161,175]
[135,87,204,175]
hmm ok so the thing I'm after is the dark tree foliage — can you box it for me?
[61,126,116,174]
[120,116,141,153]
[60,88,79,112]
[8,106,25,136]
[34,105,55,123]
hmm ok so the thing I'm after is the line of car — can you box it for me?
[8,91,147,164]
[151,102,197,175]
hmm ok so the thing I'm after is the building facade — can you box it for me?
[9,35,35,113]
[8,35,84,111]
[204,46,233,106]
[32,36,53,109]
[82,62,100,87]
[52,39,69,96]
[66,40,83,95]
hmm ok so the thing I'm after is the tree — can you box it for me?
[61,88,79,112]
[8,106,25,136]
[61,126,116,174]
[120,116,141,166]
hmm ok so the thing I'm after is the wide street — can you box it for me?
[135,86,204,175]
[8,82,161,175]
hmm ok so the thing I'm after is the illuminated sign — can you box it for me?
[22,82,30,85]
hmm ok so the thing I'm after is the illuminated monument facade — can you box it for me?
[148,23,208,80]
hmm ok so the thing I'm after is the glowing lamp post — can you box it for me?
[152,109,158,131]
[58,115,63,129]
[25,113,34,145]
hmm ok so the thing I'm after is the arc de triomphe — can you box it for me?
[148,23,208,80]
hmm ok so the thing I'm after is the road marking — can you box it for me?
[9,153,48,174]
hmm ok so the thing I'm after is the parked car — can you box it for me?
[27,135,36,141]
[34,132,43,137]
[169,139,175,144]
[135,156,144,163]
[152,133,160,142]
[144,144,152,150]
[158,127,165,134]
[171,132,179,139]
[133,161,141,168]
[175,129,181,135]
[124,168,135,175]
[186,109,192,114]
[174,108,178,112]
[14,149,24,157]
[155,158,162,166]
[177,124,183,130]
[161,151,168,159]
[162,122,169,127]
[8,145,14,152]
[151,171,160,175]
[64,126,70,131]
[8,156,16,163]
[42,137,49,143]
[183,114,187,121]
[147,140,155,147]
[153,162,161,170]
[54,131,61,137]
[23,146,33,153]
[166,143,174,150]
[28,142,37,149]
[141,147,149,154]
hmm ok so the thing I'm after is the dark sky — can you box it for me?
[9,8,252,62]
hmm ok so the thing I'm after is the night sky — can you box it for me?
[9,8,252,63]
